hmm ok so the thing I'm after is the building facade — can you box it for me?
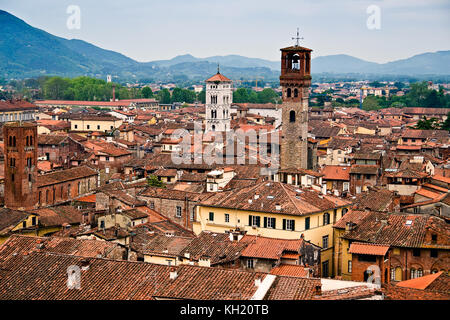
[205,70,232,132]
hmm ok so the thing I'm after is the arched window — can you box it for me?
[417,268,423,277]
[30,136,33,145]
[287,88,292,98]
[292,54,300,70]
[13,136,16,147]
[289,110,296,123]
[9,136,12,147]
[410,268,417,279]
[211,125,216,132]
[26,136,29,146]
[294,88,299,98]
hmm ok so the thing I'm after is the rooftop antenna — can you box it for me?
[292,27,304,47]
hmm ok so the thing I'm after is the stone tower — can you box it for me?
[3,122,38,210]
[205,69,232,132]
[280,44,312,170]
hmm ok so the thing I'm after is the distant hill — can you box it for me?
[1,10,449,81]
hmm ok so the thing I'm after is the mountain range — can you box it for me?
[1,10,449,81]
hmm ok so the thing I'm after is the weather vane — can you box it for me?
[292,27,303,47]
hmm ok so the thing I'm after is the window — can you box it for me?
[11,173,14,182]
[322,260,329,278]
[391,268,395,280]
[358,254,377,263]
[176,206,182,218]
[100,220,105,229]
[209,212,214,222]
[348,260,352,273]
[97,125,100,130]
[249,215,260,227]
[150,201,155,209]
[224,213,230,223]
[87,125,90,130]
[430,249,438,258]
[74,124,78,129]
[190,208,195,221]
[305,217,310,230]
[289,110,296,122]
[32,217,36,226]
[287,88,292,98]
[283,219,295,231]
[323,212,330,225]
[294,88,298,98]
[413,249,420,257]
[431,234,437,242]
[246,259,254,269]
[264,217,276,229]
[322,235,329,249]
[22,221,27,228]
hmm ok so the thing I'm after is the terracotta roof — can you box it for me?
[37,166,97,187]
[350,164,378,175]
[348,242,389,256]
[396,272,447,290]
[205,72,231,82]
[264,276,320,300]
[30,206,83,227]
[270,264,309,277]
[240,235,303,260]
[321,165,350,181]
[199,181,350,216]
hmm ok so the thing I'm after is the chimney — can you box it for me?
[254,277,262,287]
[80,259,90,271]
[169,267,178,280]
[275,204,281,211]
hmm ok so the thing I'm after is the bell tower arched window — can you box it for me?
[287,88,292,98]
[292,54,300,70]
[294,88,298,98]
[289,110,296,123]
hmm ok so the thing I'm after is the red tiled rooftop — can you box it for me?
[396,272,443,290]
[270,264,309,278]
[348,242,389,256]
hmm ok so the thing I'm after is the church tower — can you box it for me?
[205,67,232,132]
[280,34,312,170]
[3,122,38,210]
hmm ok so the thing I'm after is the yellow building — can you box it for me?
[193,181,351,277]
[0,100,38,124]
[0,208,39,245]
[61,114,123,133]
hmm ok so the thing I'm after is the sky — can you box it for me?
[1,0,449,64]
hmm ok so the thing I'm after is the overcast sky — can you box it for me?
[2,0,449,63]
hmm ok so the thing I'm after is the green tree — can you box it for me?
[233,88,249,103]
[43,77,70,99]
[197,90,206,103]
[147,175,166,188]
[415,116,440,130]
[441,113,450,132]
[257,88,280,104]
[362,95,380,111]
[157,88,171,104]
[142,86,153,98]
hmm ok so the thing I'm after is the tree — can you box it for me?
[257,88,280,104]
[171,87,184,103]
[441,113,450,132]
[362,95,380,111]
[233,88,249,103]
[43,77,70,99]
[147,175,165,188]
[157,88,171,104]
[197,90,206,103]
[142,86,153,98]
[415,116,440,130]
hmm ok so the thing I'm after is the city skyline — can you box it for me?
[1,0,449,64]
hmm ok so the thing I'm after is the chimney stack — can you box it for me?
[169,267,178,280]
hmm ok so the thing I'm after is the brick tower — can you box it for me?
[3,122,38,210]
[279,41,312,170]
